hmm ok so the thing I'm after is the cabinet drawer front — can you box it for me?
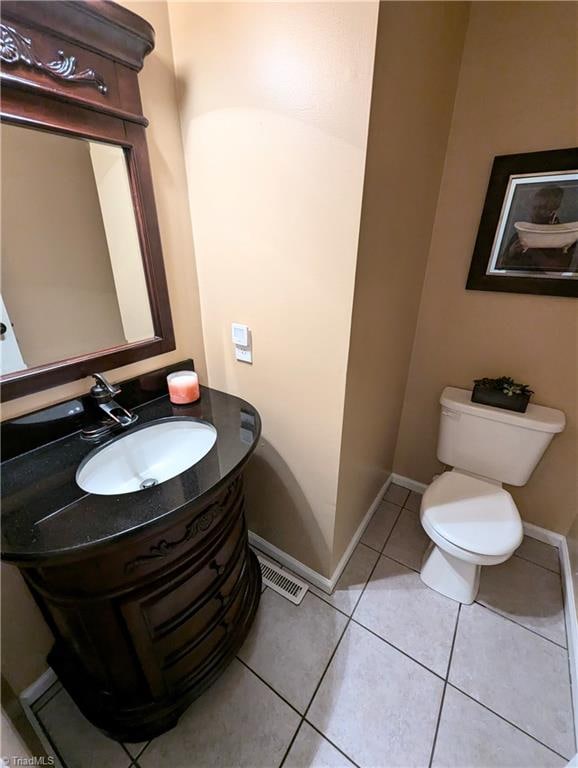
[153,545,247,658]
[161,579,247,689]
[121,478,243,583]
[145,513,246,633]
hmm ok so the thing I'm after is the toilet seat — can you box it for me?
[420,471,523,558]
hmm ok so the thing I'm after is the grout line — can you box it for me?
[380,552,421,574]
[120,744,134,763]
[236,657,303,719]
[277,720,302,768]
[307,589,352,619]
[349,619,446,683]
[136,741,152,762]
[359,505,403,555]
[446,683,570,761]
[427,684,447,768]
[298,512,404,736]
[29,706,68,768]
[379,507,404,554]
[428,604,461,768]
[33,682,63,715]
[301,508,409,720]
[283,524,394,768]
[122,743,150,764]
[304,720,362,768]
[384,485,411,508]
[513,551,561,576]
[474,600,567,650]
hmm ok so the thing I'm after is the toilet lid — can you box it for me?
[421,472,523,557]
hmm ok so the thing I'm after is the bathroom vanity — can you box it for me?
[0,2,262,743]
[1,371,262,741]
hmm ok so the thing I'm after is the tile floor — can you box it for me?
[34,484,575,768]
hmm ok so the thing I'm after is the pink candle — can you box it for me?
[167,371,200,404]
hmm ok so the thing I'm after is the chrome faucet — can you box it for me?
[81,373,138,439]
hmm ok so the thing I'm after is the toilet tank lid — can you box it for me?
[440,387,565,434]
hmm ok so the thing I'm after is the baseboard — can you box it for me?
[249,531,334,593]
[559,534,578,746]
[390,473,428,494]
[329,473,393,590]
[20,667,58,707]
[522,520,565,547]
[249,473,393,595]
[19,668,63,767]
[521,521,578,748]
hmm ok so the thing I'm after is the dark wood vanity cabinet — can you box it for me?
[24,474,261,742]
[0,0,264,742]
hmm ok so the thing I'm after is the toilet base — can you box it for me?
[420,542,480,604]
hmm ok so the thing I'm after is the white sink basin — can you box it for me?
[76,418,217,495]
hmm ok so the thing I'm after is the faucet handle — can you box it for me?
[90,373,121,402]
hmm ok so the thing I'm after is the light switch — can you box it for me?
[232,323,249,347]
[232,322,252,364]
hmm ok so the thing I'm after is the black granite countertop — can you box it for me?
[1,386,261,563]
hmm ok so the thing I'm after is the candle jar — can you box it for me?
[167,370,200,404]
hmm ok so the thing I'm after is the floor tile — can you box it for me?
[308,622,443,768]
[516,536,560,573]
[360,501,401,551]
[37,688,131,768]
[404,490,423,513]
[139,660,299,768]
[432,686,565,768]
[238,590,347,713]
[383,508,429,570]
[383,483,410,507]
[123,741,148,759]
[310,543,378,616]
[284,722,355,768]
[354,555,458,676]
[478,555,566,646]
[32,681,62,714]
[449,603,575,758]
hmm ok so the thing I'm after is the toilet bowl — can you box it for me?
[418,387,565,604]
[419,470,522,603]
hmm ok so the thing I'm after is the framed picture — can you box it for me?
[466,147,578,297]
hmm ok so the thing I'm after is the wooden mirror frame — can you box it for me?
[0,0,175,401]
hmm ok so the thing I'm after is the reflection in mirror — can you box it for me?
[1,124,154,376]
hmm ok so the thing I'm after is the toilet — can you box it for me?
[419,386,565,604]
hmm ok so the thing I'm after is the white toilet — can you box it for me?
[419,386,565,604]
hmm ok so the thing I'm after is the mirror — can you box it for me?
[1,123,155,376]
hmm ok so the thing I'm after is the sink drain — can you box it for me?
[140,478,158,490]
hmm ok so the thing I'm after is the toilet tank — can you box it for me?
[438,387,565,486]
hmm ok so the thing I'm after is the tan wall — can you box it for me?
[1,708,32,760]
[168,1,379,576]
[89,142,154,343]
[394,1,578,534]
[333,1,469,569]
[1,1,207,693]
[1,126,127,368]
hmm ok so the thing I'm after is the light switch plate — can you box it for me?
[235,346,252,363]
[232,323,249,347]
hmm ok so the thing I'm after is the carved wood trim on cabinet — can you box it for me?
[20,474,261,742]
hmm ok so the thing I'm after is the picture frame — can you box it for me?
[466,147,578,298]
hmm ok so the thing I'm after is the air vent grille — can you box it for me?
[256,554,308,605]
